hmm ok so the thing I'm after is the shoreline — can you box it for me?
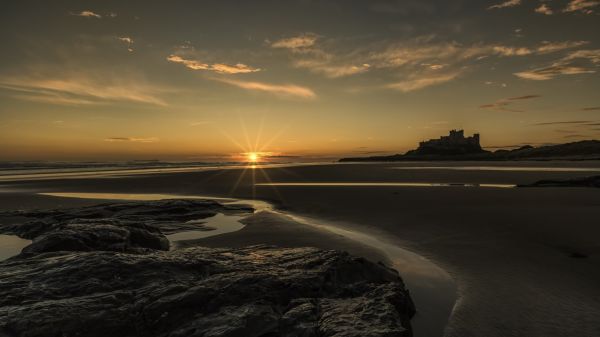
[0,191,457,337]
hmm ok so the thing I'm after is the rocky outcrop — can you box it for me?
[0,200,416,337]
[0,246,415,337]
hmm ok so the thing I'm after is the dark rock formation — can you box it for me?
[0,199,253,254]
[517,175,600,188]
[0,200,416,336]
[0,246,415,337]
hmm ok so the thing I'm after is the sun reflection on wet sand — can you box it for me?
[255,182,516,188]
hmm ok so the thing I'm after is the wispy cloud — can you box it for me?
[387,72,460,92]
[118,36,134,52]
[480,94,541,112]
[167,55,260,74]
[215,78,316,99]
[0,74,167,106]
[104,137,159,143]
[488,0,521,10]
[537,41,589,53]
[270,34,318,50]
[564,0,600,14]
[532,120,593,126]
[293,59,371,78]
[70,10,103,18]
[493,41,588,56]
[514,49,600,80]
[514,65,594,80]
[535,4,554,15]
[582,107,600,111]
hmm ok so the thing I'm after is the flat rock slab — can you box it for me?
[0,246,415,337]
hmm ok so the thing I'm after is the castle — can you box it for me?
[411,130,484,155]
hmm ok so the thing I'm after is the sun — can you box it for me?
[247,152,260,162]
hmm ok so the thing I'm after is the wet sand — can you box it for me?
[1,161,600,337]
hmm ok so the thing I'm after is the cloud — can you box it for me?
[0,74,167,106]
[118,37,134,52]
[582,107,600,111]
[514,64,595,80]
[563,49,600,63]
[492,41,588,57]
[480,94,541,112]
[293,59,371,78]
[167,55,260,74]
[514,49,600,80]
[535,4,554,15]
[532,120,592,126]
[537,41,589,54]
[564,0,600,14]
[118,37,133,44]
[70,10,102,18]
[493,46,532,56]
[387,72,460,92]
[507,95,542,100]
[488,0,521,10]
[104,137,159,143]
[215,78,316,99]
[271,34,318,50]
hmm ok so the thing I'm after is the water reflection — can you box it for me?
[167,213,244,246]
[255,182,515,188]
[392,166,600,172]
[0,234,31,261]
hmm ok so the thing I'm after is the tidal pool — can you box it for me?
[0,234,31,261]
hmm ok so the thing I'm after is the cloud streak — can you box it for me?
[387,72,460,92]
[480,94,541,112]
[535,4,554,15]
[167,55,261,74]
[564,0,600,14]
[104,137,159,143]
[271,34,318,50]
[70,10,103,18]
[0,74,167,106]
[216,78,316,99]
[488,0,521,10]
[514,49,600,80]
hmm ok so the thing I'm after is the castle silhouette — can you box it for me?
[408,130,484,155]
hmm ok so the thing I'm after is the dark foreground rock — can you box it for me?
[518,175,600,188]
[0,246,415,337]
[0,199,253,254]
[0,199,415,336]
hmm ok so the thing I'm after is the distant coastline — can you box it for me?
[340,130,600,162]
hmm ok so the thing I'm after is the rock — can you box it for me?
[517,175,600,188]
[0,199,255,255]
[0,246,415,337]
[0,200,415,336]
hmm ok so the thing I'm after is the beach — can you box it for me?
[1,161,600,337]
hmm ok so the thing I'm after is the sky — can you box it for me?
[1,0,599,161]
